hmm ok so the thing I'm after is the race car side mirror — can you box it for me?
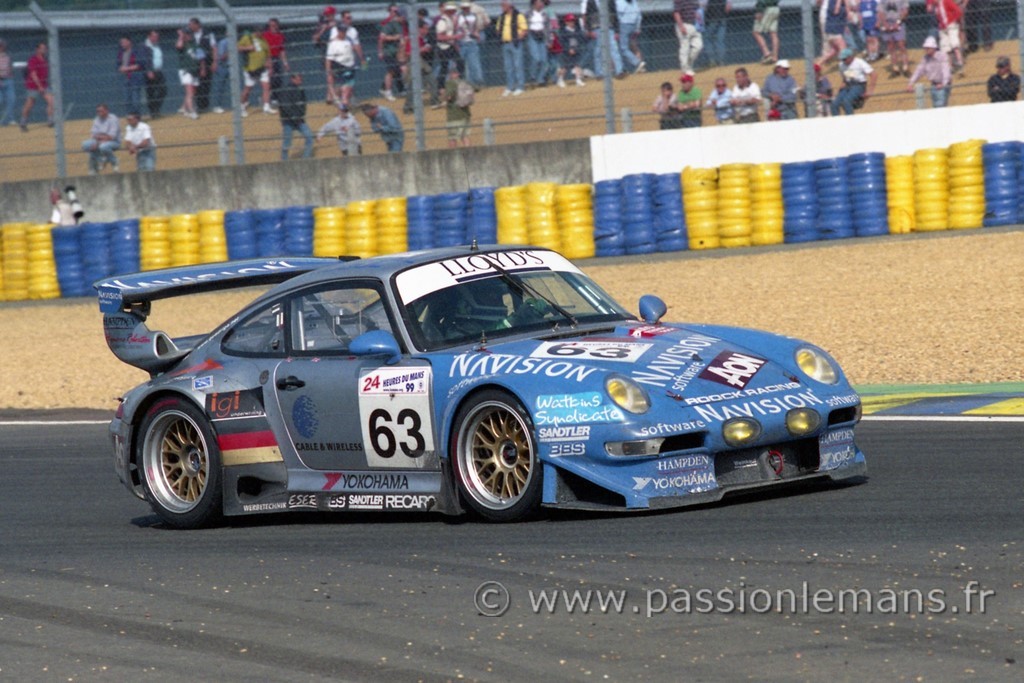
[638,295,666,324]
[350,329,402,365]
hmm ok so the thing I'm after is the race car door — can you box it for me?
[272,281,439,473]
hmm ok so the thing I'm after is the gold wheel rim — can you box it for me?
[144,410,209,513]
[460,402,533,509]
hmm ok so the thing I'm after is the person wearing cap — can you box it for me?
[986,56,1019,103]
[704,76,735,124]
[878,0,909,76]
[317,101,362,156]
[731,67,761,123]
[123,110,156,171]
[832,46,876,115]
[817,0,848,69]
[278,73,315,160]
[906,36,951,108]
[0,39,16,127]
[674,71,703,127]
[313,6,339,54]
[763,59,798,120]
[752,0,780,65]
[456,1,485,88]
[812,62,834,116]
[360,102,405,152]
[557,13,586,87]
[434,2,464,98]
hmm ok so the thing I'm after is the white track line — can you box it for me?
[863,415,1024,423]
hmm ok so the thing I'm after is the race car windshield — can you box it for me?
[404,270,631,351]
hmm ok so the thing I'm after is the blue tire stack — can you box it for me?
[980,141,1021,227]
[781,162,818,243]
[846,152,889,236]
[593,179,624,257]
[620,174,657,255]
[51,226,87,297]
[283,206,315,256]
[110,219,140,275]
[432,192,468,247]
[653,172,687,252]
[79,222,114,285]
[814,157,854,239]
[254,209,286,257]
[224,210,259,259]
[467,187,498,245]
[406,195,434,251]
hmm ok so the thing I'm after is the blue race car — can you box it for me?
[95,245,865,528]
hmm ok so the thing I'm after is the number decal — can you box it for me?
[367,408,426,459]
[369,408,397,458]
[530,341,651,363]
[359,366,435,468]
[398,409,425,457]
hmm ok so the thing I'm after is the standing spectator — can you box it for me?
[832,47,876,114]
[210,33,232,113]
[616,0,644,74]
[557,13,586,87]
[175,27,201,119]
[752,0,780,64]
[907,36,951,107]
[987,56,1020,102]
[927,0,964,74]
[457,1,485,88]
[731,67,761,123]
[378,5,407,101]
[0,39,15,127]
[525,0,550,88]
[238,27,276,115]
[444,66,472,147]
[404,8,440,112]
[19,42,55,131]
[704,76,735,124]
[116,36,148,116]
[263,18,289,106]
[965,0,993,54]
[325,10,365,108]
[653,81,683,129]
[435,2,463,97]
[702,0,732,67]
[81,103,121,175]
[859,0,881,62]
[360,102,405,152]
[317,102,362,156]
[278,73,314,160]
[845,0,865,55]
[313,5,339,55]
[188,18,218,113]
[763,59,798,119]
[878,0,909,76]
[496,0,527,96]
[143,31,167,118]
[123,111,156,171]
[675,71,703,127]
[672,0,703,74]
[582,0,622,78]
[817,0,848,68]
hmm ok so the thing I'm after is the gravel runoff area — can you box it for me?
[1,228,1020,411]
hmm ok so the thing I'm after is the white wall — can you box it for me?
[589,101,1024,182]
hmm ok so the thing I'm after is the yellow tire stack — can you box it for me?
[495,186,528,244]
[555,184,595,259]
[912,148,949,231]
[26,223,59,300]
[717,163,753,248]
[947,139,985,230]
[749,163,784,245]
[2,223,30,301]
[139,216,172,271]
[682,167,719,250]
[884,155,915,234]
[197,210,228,263]
[313,206,346,257]
[525,182,561,251]
[345,200,378,258]
[376,197,408,255]
[169,213,200,266]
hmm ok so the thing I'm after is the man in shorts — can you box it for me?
[175,27,201,119]
[878,0,909,75]
[444,66,471,147]
[753,0,780,64]
[928,0,964,74]
[238,27,276,115]
[19,42,55,131]
[325,10,364,107]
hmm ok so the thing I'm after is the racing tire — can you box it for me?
[451,390,542,522]
[137,397,223,529]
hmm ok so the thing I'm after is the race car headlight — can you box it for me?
[786,408,821,436]
[795,347,838,385]
[605,375,650,414]
[606,438,664,457]
[722,418,761,447]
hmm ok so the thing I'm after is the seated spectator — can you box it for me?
[763,59,798,120]
[832,47,876,115]
[813,62,834,115]
[731,67,762,123]
[123,111,156,171]
[81,103,121,174]
[675,71,703,127]
[557,13,586,87]
[906,36,951,108]
[317,102,362,156]
[705,76,735,124]
[653,81,683,129]
[987,56,1020,102]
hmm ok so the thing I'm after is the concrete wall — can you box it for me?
[0,139,591,224]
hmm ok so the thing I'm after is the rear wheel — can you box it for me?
[137,397,223,529]
[452,390,542,522]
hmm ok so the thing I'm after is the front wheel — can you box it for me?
[137,397,223,529]
[451,390,542,522]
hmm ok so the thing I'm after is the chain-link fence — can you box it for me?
[1,0,1022,183]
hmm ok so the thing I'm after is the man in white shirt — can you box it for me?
[124,111,156,171]
[832,47,877,115]
[731,67,761,123]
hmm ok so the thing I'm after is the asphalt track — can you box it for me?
[0,417,1021,682]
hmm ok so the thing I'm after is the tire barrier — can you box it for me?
[51,225,88,298]
[525,182,561,252]
[377,197,408,255]
[981,141,1021,227]
[495,186,529,245]
[346,200,378,258]
[80,221,114,287]
[432,192,468,249]
[717,163,753,248]
[468,187,499,245]
[781,162,818,243]
[846,152,889,237]
[620,174,656,255]
[653,173,688,252]
[282,206,314,257]
[224,210,259,260]
[749,163,784,246]
[254,209,286,257]
[912,148,950,232]
[313,206,346,257]
[169,214,200,266]
[197,210,228,263]
[814,157,854,240]
[682,167,719,250]
[947,139,985,230]
[592,179,624,257]
[140,216,172,270]
[885,155,915,234]
[405,196,434,251]
[555,184,596,259]
[27,224,59,300]
[1,223,30,301]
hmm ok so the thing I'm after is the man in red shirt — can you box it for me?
[20,41,55,131]
[927,0,965,73]
[262,17,289,104]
